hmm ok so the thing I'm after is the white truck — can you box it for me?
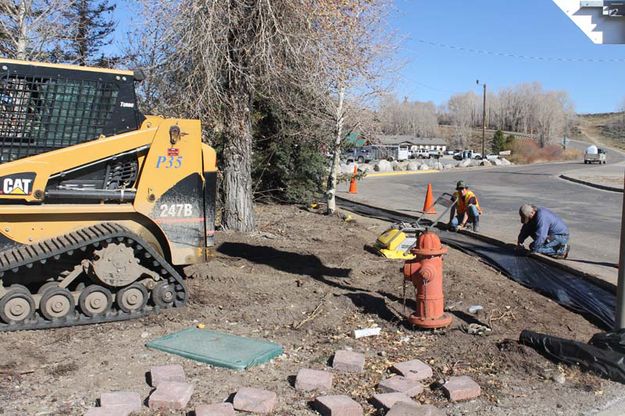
[584,145,607,164]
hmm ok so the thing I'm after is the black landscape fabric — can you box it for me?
[590,329,625,354]
[520,330,625,384]
[337,197,616,330]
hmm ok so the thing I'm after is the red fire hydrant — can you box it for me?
[403,231,452,329]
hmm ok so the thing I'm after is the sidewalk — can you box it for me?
[561,163,624,192]
[560,141,625,192]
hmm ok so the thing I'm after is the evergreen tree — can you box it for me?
[62,0,116,66]
[492,129,505,153]
[250,100,326,204]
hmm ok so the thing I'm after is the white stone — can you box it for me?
[353,327,381,338]
[375,160,393,172]
[407,162,420,171]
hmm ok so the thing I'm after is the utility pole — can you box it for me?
[476,80,487,157]
[481,83,486,158]
[618,171,625,329]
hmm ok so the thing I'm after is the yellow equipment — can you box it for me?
[0,59,217,330]
[375,226,419,260]
[374,192,456,260]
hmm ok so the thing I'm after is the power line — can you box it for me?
[408,39,625,63]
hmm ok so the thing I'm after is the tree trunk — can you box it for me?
[16,0,28,60]
[221,88,256,232]
[326,86,345,214]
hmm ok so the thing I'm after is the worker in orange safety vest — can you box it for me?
[448,180,482,232]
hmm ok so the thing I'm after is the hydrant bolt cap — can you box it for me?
[411,231,448,256]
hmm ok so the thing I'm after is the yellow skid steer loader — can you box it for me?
[0,59,217,330]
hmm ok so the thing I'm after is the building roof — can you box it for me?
[376,135,447,146]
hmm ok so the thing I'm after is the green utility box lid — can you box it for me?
[146,327,284,370]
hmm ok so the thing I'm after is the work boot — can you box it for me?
[472,218,479,233]
[553,244,569,260]
[562,243,570,259]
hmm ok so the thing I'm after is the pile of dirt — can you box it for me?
[0,204,623,415]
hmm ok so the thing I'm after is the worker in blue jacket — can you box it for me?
[517,204,570,259]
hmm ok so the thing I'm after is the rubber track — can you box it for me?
[0,223,187,331]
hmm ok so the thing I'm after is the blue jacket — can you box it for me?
[517,207,569,248]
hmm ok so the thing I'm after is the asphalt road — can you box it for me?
[342,140,625,285]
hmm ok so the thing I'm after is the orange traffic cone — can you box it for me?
[349,165,358,194]
[422,183,436,214]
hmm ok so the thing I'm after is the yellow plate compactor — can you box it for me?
[374,192,456,260]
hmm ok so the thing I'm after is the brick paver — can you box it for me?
[378,375,424,397]
[295,368,333,392]
[391,359,432,380]
[443,376,481,401]
[195,402,236,416]
[332,350,365,373]
[150,364,186,387]
[148,382,194,410]
[233,387,277,414]
[314,395,363,416]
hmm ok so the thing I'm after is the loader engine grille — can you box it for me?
[0,61,144,164]
[105,159,138,190]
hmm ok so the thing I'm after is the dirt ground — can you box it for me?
[1,203,624,416]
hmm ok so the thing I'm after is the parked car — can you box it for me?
[412,149,431,159]
[428,150,443,159]
[452,150,482,160]
[445,150,455,155]
[485,154,499,161]
[343,147,373,163]
[397,145,411,161]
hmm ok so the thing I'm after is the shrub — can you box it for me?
[508,138,581,164]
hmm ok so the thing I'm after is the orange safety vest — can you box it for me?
[454,190,482,215]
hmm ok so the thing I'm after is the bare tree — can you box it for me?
[447,92,479,148]
[123,0,178,115]
[148,0,338,230]
[0,0,69,60]
[443,82,574,147]
[314,0,395,214]
[377,94,438,137]
[59,0,116,66]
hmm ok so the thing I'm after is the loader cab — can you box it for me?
[0,59,145,164]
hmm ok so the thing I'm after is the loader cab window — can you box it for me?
[0,62,143,164]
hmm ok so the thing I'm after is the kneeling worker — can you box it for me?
[517,204,570,259]
[449,181,482,232]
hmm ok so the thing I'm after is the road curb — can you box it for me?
[559,174,623,193]
[366,170,439,178]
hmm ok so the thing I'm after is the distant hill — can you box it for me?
[576,113,625,150]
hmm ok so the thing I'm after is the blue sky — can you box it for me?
[392,0,625,114]
[109,0,625,114]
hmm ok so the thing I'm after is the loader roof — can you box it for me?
[0,58,136,77]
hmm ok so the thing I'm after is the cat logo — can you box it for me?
[0,173,36,196]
